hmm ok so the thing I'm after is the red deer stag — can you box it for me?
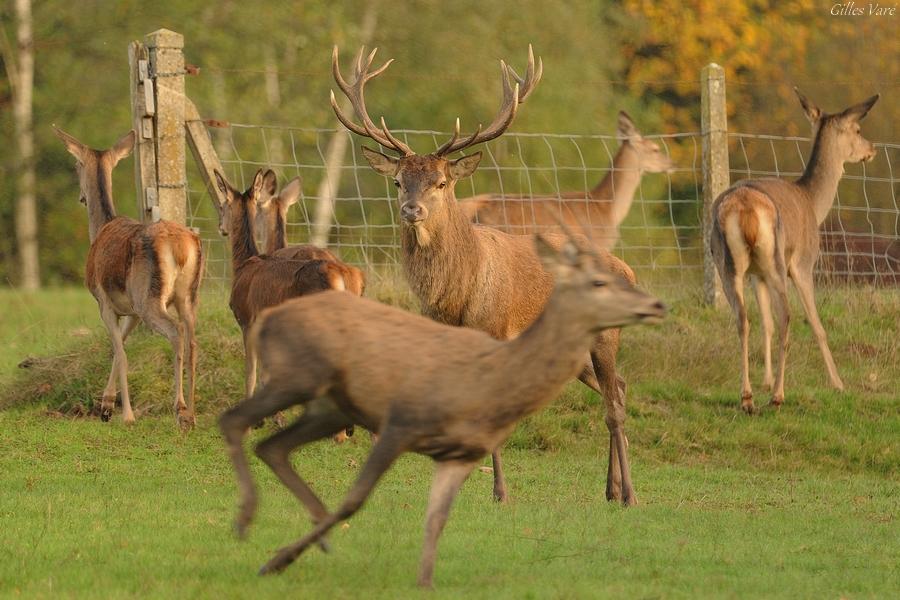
[710,89,879,412]
[213,169,364,402]
[219,232,666,587]
[331,45,645,506]
[54,127,203,428]
[460,111,674,249]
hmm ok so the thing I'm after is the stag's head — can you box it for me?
[331,45,542,246]
[535,227,666,330]
[795,88,879,164]
[616,111,675,174]
[213,169,277,238]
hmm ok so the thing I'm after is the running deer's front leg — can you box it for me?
[418,460,476,588]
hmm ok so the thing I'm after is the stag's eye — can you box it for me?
[437,181,447,189]
[393,180,401,188]
[592,280,608,288]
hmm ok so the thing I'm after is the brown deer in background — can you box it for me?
[460,111,674,249]
[213,169,363,401]
[251,174,365,293]
[331,46,645,506]
[710,89,879,412]
[219,232,666,587]
[54,127,204,428]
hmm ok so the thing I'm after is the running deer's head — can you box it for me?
[795,88,879,165]
[616,111,674,174]
[536,227,666,330]
[331,45,542,246]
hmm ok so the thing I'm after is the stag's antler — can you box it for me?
[330,46,415,156]
[435,45,543,157]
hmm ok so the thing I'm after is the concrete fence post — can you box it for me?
[701,63,729,305]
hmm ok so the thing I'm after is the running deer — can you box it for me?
[459,111,674,249]
[213,169,363,401]
[710,89,879,412]
[54,127,204,428]
[331,45,645,506]
[219,232,666,587]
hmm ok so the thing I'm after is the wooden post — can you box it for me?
[701,63,729,305]
[147,29,187,224]
[129,39,158,221]
[184,97,226,208]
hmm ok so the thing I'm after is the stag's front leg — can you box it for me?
[490,449,508,502]
[258,427,406,575]
[417,460,476,589]
[592,346,636,506]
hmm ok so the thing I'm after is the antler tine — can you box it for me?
[434,118,461,155]
[379,117,413,155]
[436,45,541,157]
[330,45,414,156]
[506,44,543,103]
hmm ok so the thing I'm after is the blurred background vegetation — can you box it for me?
[0,0,897,286]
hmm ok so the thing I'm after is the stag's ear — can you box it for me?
[53,125,89,163]
[838,94,879,123]
[617,111,640,140]
[449,152,482,180]
[110,130,135,164]
[279,176,302,207]
[794,87,822,124]
[214,170,231,200]
[362,146,400,176]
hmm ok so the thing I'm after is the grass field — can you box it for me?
[0,285,897,599]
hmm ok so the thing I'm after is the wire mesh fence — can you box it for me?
[185,123,899,296]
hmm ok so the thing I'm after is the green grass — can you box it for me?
[0,285,898,598]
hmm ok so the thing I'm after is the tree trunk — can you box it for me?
[310,2,378,247]
[13,0,39,290]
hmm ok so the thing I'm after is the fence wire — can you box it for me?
[185,124,899,294]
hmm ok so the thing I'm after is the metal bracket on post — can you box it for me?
[701,63,729,306]
[129,41,159,222]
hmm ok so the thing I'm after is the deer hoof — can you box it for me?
[740,392,755,415]
[100,408,112,422]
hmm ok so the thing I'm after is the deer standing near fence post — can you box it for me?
[459,111,674,249]
[710,89,879,412]
[330,45,645,506]
[219,230,666,587]
[54,127,204,428]
[252,176,365,296]
[212,169,364,402]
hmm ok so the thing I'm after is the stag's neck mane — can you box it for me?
[401,198,484,323]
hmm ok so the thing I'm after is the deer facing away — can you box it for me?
[710,89,879,412]
[459,111,674,250]
[212,169,364,401]
[218,232,666,587]
[54,127,204,428]
[332,45,645,506]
